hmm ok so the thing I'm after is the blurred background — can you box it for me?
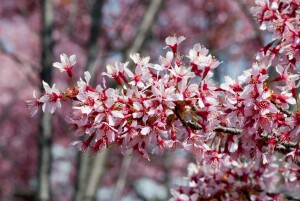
[0,0,266,200]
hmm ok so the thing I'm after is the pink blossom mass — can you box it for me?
[28,0,300,198]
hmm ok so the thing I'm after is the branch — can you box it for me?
[271,100,293,117]
[0,41,38,87]
[65,0,79,36]
[214,126,242,135]
[266,191,300,201]
[176,105,242,135]
[176,106,299,155]
[125,0,164,57]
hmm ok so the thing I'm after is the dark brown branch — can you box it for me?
[177,105,243,135]
[214,126,242,135]
[174,106,189,129]
[260,133,299,154]
[177,107,300,155]
[185,121,242,136]
[186,121,202,130]
[271,100,293,117]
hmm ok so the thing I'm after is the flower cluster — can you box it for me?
[28,35,299,163]
[170,155,300,201]
[27,0,300,199]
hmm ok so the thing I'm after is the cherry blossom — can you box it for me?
[53,53,76,77]
[27,1,300,199]
[39,81,62,114]
[26,90,42,117]
[165,36,186,54]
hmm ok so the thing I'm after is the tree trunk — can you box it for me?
[73,1,105,201]
[37,0,54,201]
[112,1,164,200]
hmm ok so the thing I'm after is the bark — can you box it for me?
[112,1,164,201]
[37,0,54,200]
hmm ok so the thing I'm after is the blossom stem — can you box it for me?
[210,134,217,148]
[71,76,75,88]
[217,137,222,151]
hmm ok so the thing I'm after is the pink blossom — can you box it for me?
[28,6,300,197]
[165,36,186,53]
[53,53,76,77]
[26,90,42,117]
[39,81,62,114]
[102,62,131,85]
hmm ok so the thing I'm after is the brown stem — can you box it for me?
[177,110,300,155]
[214,126,242,135]
[271,100,293,117]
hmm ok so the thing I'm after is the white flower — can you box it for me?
[26,90,41,117]
[53,53,76,77]
[165,36,186,47]
[40,81,62,114]
[165,36,186,53]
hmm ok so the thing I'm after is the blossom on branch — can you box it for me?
[53,53,76,77]
[39,81,62,114]
[26,1,300,199]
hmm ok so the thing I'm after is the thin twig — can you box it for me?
[271,100,293,117]
[214,126,242,135]
[0,42,38,87]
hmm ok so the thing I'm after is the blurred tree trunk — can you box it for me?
[75,0,164,200]
[73,1,106,201]
[85,0,104,84]
[112,1,164,200]
[37,0,54,201]
[82,151,108,201]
